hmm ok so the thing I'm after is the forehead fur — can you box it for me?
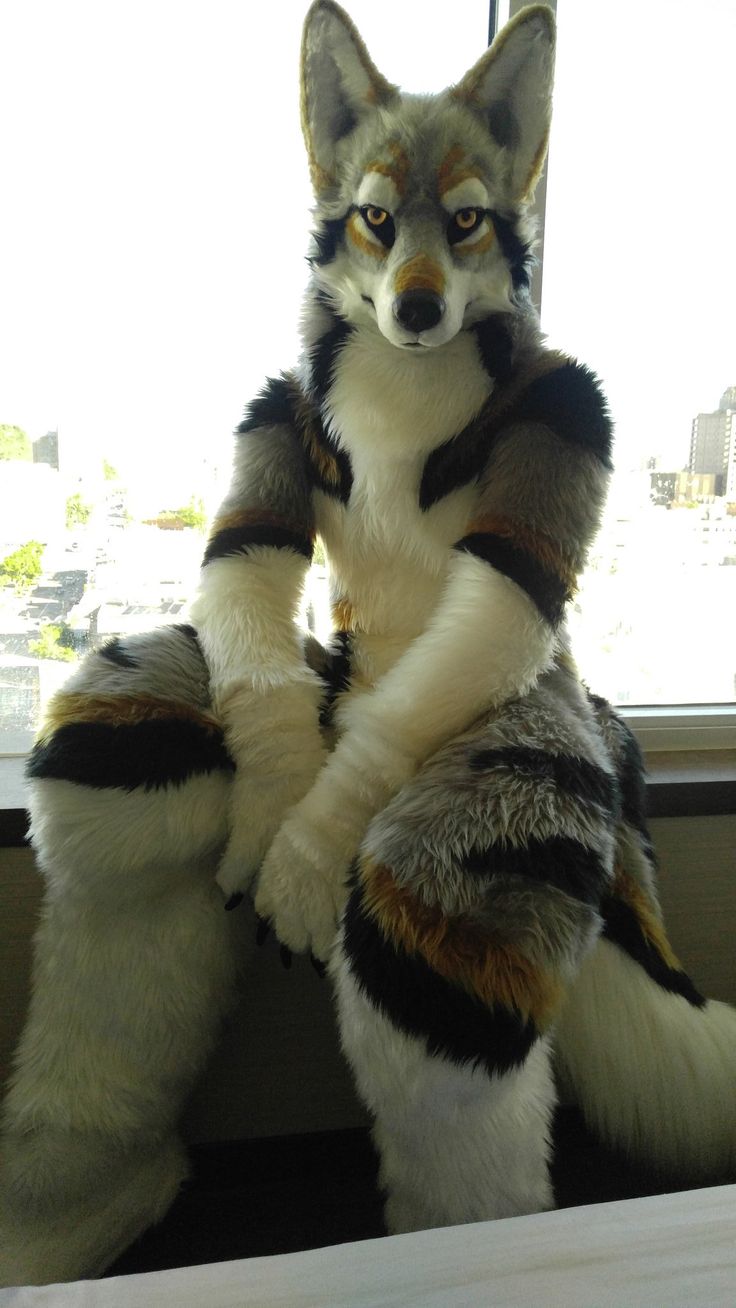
[315,92,510,218]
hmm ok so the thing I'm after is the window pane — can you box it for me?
[541,0,736,705]
[0,0,488,752]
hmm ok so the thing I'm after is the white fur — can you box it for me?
[554,939,736,1180]
[191,552,328,897]
[357,172,400,214]
[0,1133,187,1287]
[333,948,555,1231]
[0,801,238,1285]
[441,179,490,213]
[191,550,312,693]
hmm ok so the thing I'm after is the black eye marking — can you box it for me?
[358,205,396,248]
[447,207,487,246]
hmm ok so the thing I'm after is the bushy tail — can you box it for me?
[554,698,736,1182]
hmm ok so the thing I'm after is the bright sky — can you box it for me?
[1,0,733,495]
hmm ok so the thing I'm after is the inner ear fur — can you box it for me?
[301,0,399,195]
[453,4,556,204]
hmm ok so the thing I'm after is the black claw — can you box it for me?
[279,944,293,970]
[255,915,271,946]
[224,892,244,912]
[310,953,327,979]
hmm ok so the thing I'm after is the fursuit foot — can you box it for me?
[0,1132,187,1288]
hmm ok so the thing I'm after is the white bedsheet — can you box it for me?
[2,1185,734,1307]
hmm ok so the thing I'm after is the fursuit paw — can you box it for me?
[215,760,326,905]
[254,810,353,961]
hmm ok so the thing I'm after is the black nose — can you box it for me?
[392,289,445,334]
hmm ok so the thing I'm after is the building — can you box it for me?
[689,387,735,496]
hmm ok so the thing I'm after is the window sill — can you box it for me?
[1,751,734,847]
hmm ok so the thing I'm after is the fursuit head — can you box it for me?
[2,1,735,1288]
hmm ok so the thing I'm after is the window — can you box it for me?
[538,0,736,711]
[1,0,734,770]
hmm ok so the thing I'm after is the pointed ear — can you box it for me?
[301,0,399,195]
[453,4,555,204]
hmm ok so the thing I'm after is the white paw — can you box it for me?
[254,811,352,960]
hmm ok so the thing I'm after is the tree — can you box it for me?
[66,493,93,529]
[29,623,76,662]
[0,541,44,593]
[144,496,207,532]
[102,458,119,481]
[0,424,32,461]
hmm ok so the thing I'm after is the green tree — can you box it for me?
[0,424,32,461]
[29,623,76,662]
[145,496,207,532]
[65,493,93,529]
[0,541,44,593]
[102,458,119,481]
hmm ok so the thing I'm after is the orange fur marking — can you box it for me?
[331,596,360,632]
[394,253,446,296]
[39,691,221,741]
[438,144,481,196]
[361,860,563,1027]
[365,141,410,197]
[454,226,495,257]
[347,211,388,260]
[613,867,683,972]
[212,508,313,541]
[467,512,579,593]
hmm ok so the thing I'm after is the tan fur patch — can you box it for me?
[39,691,220,742]
[211,508,313,540]
[331,596,360,632]
[394,253,446,296]
[365,141,410,198]
[347,211,388,260]
[466,512,579,594]
[438,145,480,197]
[360,859,563,1027]
[613,867,683,973]
[454,226,495,257]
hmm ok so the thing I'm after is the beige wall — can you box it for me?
[1,816,734,1144]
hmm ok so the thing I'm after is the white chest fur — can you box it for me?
[315,326,491,677]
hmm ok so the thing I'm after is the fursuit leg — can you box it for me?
[0,625,236,1286]
[333,664,616,1231]
[554,700,736,1183]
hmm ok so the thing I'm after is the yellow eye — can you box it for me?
[456,208,481,230]
[365,206,388,226]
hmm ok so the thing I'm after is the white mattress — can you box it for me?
[2,1185,734,1307]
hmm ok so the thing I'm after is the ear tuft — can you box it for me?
[301,0,399,195]
[453,4,556,204]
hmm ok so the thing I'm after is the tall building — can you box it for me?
[689,388,735,497]
[33,429,60,470]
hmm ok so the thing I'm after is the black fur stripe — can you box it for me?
[98,637,138,670]
[237,375,295,434]
[601,896,706,1008]
[468,746,620,817]
[487,211,533,291]
[26,719,235,792]
[342,887,538,1077]
[318,630,353,728]
[203,524,313,566]
[307,296,354,411]
[471,314,515,384]
[454,532,569,625]
[462,835,610,908]
[419,416,492,511]
[500,362,613,468]
[310,215,348,267]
